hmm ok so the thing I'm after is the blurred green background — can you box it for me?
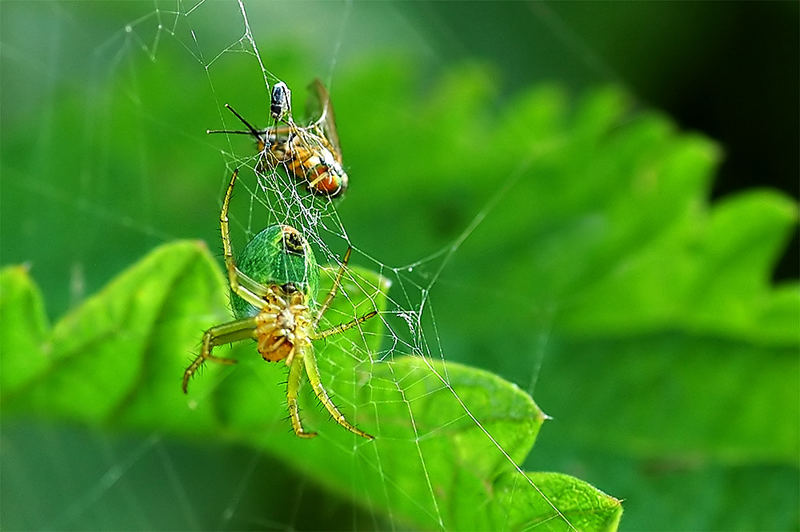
[1,1,798,530]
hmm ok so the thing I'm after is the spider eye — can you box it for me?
[281,282,297,294]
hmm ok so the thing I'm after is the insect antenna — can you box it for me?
[205,129,257,135]
[206,103,264,140]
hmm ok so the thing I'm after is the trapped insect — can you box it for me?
[182,169,376,439]
[208,79,349,197]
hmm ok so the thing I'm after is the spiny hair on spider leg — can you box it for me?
[313,394,346,418]
[281,410,309,427]
[192,327,237,351]
[182,352,200,384]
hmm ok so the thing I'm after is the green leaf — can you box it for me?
[539,333,799,463]
[1,242,622,530]
[493,472,622,532]
[0,265,50,394]
[331,63,798,527]
[3,38,797,528]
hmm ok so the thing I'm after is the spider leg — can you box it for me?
[284,340,298,367]
[265,336,286,353]
[220,169,272,308]
[314,311,378,340]
[303,347,373,440]
[287,352,317,438]
[182,317,258,393]
[313,247,352,327]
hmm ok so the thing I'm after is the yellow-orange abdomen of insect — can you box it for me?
[209,78,349,198]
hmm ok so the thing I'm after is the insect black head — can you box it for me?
[281,229,305,256]
[270,82,291,122]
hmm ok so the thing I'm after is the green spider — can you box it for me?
[182,169,376,439]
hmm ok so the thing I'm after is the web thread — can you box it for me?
[1,1,589,530]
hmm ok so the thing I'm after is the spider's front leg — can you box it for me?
[182,317,258,394]
[219,169,273,309]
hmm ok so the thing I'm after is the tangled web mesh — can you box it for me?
[2,1,593,529]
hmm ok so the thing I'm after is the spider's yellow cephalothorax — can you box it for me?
[182,169,376,439]
[254,285,311,364]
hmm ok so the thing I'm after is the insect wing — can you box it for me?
[307,79,343,161]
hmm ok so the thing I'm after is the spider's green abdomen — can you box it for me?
[231,224,319,318]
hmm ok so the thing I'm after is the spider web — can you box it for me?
[0,1,619,530]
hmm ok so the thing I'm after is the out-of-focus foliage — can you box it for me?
[1,1,797,530]
[337,66,798,529]
[1,245,623,531]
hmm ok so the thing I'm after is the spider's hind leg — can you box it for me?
[303,348,373,440]
[287,353,317,438]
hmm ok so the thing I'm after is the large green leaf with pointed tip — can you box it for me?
[1,242,621,531]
